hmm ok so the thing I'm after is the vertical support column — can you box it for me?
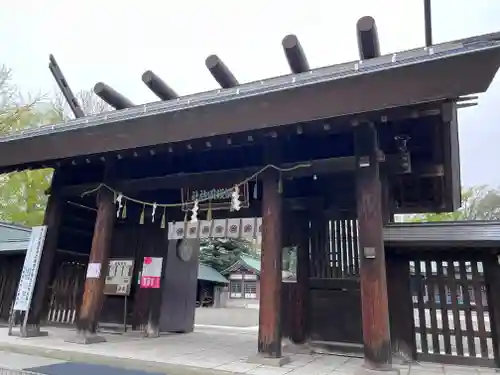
[25,170,63,336]
[293,211,310,344]
[387,255,416,361]
[145,226,168,337]
[354,123,394,372]
[71,186,115,344]
[484,254,500,368]
[250,164,289,366]
[381,174,394,224]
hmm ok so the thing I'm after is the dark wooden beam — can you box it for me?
[93,82,134,110]
[75,186,115,342]
[282,34,310,74]
[49,55,85,118]
[356,16,381,60]
[59,156,444,197]
[26,170,64,335]
[355,122,392,370]
[424,0,433,47]
[257,146,284,360]
[205,54,239,89]
[142,70,178,101]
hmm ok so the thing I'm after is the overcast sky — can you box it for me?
[1,0,499,186]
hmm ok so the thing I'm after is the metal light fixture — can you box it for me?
[394,134,412,173]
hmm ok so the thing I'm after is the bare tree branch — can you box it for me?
[53,88,112,119]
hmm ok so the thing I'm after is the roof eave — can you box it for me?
[1,39,499,171]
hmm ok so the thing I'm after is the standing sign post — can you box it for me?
[140,257,163,289]
[103,258,134,332]
[8,226,48,336]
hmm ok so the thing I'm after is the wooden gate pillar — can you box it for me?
[253,166,288,365]
[72,187,115,344]
[25,170,63,336]
[354,123,393,371]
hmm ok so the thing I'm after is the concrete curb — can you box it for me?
[0,343,243,375]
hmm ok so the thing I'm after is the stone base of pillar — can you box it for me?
[145,323,160,338]
[282,340,312,355]
[65,332,107,345]
[354,365,400,374]
[20,326,49,338]
[247,354,291,367]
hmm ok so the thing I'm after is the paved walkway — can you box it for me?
[0,326,495,375]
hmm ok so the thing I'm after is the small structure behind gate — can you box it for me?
[283,220,500,368]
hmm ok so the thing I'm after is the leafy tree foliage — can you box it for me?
[0,65,111,226]
[199,238,255,272]
[409,186,500,222]
[0,66,62,226]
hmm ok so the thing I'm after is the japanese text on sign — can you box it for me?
[140,257,163,289]
[13,226,47,312]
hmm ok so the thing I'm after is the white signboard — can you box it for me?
[104,258,134,295]
[13,226,48,312]
[140,257,163,289]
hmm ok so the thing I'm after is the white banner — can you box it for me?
[167,218,262,240]
[13,226,48,312]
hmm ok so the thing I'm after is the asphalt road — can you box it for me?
[26,362,165,375]
[0,351,165,375]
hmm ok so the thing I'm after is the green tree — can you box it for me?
[409,186,500,222]
[0,65,62,226]
[0,64,110,227]
[199,238,255,272]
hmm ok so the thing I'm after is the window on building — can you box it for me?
[244,281,257,299]
[230,281,242,298]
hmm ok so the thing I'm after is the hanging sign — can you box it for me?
[140,257,163,289]
[181,183,250,212]
[13,226,47,312]
[104,258,134,295]
[168,218,260,240]
[86,263,101,279]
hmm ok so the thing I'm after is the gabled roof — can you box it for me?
[222,254,261,275]
[0,222,31,253]
[198,263,229,284]
[0,33,499,172]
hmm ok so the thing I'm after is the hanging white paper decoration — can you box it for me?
[115,193,123,218]
[231,185,241,211]
[191,200,199,223]
[152,202,157,223]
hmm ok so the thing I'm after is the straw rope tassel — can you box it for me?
[160,207,166,229]
[139,204,145,225]
[121,200,127,219]
[278,172,283,194]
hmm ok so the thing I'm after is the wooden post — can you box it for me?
[355,122,393,370]
[381,174,394,224]
[72,187,115,343]
[387,254,416,360]
[253,166,288,365]
[145,225,168,337]
[25,170,63,336]
[293,211,310,344]
[484,254,500,368]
